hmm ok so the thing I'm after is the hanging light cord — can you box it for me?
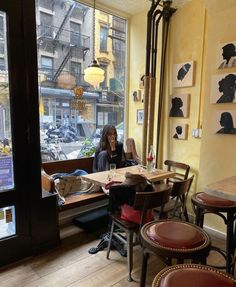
[93,0,95,61]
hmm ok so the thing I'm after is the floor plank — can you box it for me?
[0,225,231,287]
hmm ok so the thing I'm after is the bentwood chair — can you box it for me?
[164,160,190,220]
[191,192,236,275]
[154,175,194,221]
[139,220,211,287]
[164,160,190,184]
[152,264,236,287]
[106,184,171,282]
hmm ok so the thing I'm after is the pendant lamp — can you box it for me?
[84,0,104,88]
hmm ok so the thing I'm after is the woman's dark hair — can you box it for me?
[220,112,234,131]
[99,125,117,149]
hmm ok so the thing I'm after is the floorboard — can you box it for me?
[0,225,232,287]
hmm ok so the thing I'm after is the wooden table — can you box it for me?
[203,175,236,202]
[84,165,174,256]
[81,165,175,187]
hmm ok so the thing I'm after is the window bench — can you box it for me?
[41,157,107,212]
[41,138,139,213]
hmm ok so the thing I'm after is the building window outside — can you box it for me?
[70,21,81,46]
[0,15,4,39]
[40,12,53,38]
[41,56,53,80]
[70,61,81,84]
[100,26,108,52]
[99,63,107,89]
[36,0,126,161]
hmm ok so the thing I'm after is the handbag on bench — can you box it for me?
[52,169,100,203]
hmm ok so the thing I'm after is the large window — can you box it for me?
[36,0,126,161]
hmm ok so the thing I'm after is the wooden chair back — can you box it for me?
[171,175,194,198]
[126,137,141,163]
[133,184,172,226]
[164,160,190,184]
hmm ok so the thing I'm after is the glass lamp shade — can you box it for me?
[84,60,105,88]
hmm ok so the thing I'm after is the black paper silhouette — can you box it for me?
[177,63,191,81]
[219,43,236,69]
[173,125,183,139]
[216,74,236,103]
[217,112,236,134]
[169,97,184,117]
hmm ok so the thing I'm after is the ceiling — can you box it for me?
[95,0,192,16]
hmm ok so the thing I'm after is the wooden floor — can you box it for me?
[0,225,230,287]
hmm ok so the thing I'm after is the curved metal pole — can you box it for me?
[147,13,162,153]
[142,0,161,164]
[155,4,176,166]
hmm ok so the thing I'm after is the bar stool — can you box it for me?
[139,219,211,287]
[152,264,236,287]
[191,192,236,275]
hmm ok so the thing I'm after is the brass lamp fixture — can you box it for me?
[84,0,104,88]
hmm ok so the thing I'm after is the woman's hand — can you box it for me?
[108,135,116,151]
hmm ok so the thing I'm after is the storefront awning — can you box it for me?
[39,86,99,99]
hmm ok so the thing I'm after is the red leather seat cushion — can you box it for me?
[120,204,154,224]
[156,266,235,287]
[146,221,206,249]
[196,192,236,207]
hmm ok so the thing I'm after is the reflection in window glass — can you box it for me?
[0,206,16,239]
[0,12,14,191]
[36,1,126,161]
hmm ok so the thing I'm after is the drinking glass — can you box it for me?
[109,163,116,178]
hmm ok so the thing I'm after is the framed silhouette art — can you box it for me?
[173,61,194,88]
[214,110,236,134]
[217,41,236,70]
[210,73,236,104]
[172,124,188,140]
[137,109,143,124]
[169,94,189,118]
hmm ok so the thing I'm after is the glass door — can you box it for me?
[0,0,40,265]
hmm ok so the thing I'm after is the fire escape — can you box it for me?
[37,1,90,86]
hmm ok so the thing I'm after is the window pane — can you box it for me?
[0,12,14,190]
[0,206,16,239]
[100,26,108,52]
[36,1,126,161]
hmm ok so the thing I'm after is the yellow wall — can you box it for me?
[128,11,147,154]
[128,0,236,233]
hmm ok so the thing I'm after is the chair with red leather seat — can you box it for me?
[106,184,171,282]
[152,264,236,287]
[191,192,236,275]
[139,219,211,287]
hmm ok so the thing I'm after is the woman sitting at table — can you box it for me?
[93,125,126,172]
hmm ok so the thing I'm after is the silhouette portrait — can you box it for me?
[218,43,236,69]
[169,97,184,117]
[173,61,194,88]
[217,112,236,134]
[173,126,182,139]
[172,124,187,140]
[216,74,236,103]
[177,63,191,81]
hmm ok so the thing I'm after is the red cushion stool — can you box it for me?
[191,192,236,275]
[152,264,236,287]
[139,220,211,287]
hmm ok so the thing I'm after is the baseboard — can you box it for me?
[188,213,226,240]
